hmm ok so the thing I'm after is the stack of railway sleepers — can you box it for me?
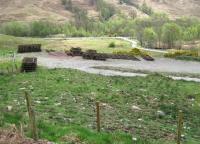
[21,57,37,72]
[110,54,140,61]
[18,44,41,53]
[66,47,83,56]
[141,54,154,61]
[83,50,107,61]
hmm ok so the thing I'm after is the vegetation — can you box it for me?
[140,1,154,16]
[95,0,116,21]
[1,1,200,143]
[108,42,116,48]
[0,35,132,55]
[61,0,115,21]
[164,50,198,58]
[0,67,200,143]
[143,27,157,48]
[113,48,148,57]
[164,49,200,61]
[1,14,200,50]
[162,23,182,49]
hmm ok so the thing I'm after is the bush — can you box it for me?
[30,21,62,37]
[113,48,147,56]
[140,2,153,16]
[164,50,198,58]
[108,42,116,48]
[0,22,30,37]
[113,50,129,55]
[0,21,62,37]
[129,48,143,56]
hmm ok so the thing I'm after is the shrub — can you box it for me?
[164,50,198,58]
[0,21,62,37]
[0,22,30,37]
[113,50,129,55]
[61,0,67,5]
[108,42,116,48]
[113,48,147,56]
[140,2,153,16]
[129,48,143,56]
[162,23,182,49]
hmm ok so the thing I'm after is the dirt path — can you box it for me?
[17,52,200,82]
[119,37,168,53]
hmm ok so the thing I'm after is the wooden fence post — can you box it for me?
[96,102,100,132]
[25,91,38,141]
[177,110,183,144]
[20,122,24,137]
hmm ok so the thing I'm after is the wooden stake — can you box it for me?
[15,64,18,73]
[25,91,38,141]
[96,102,100,132]
[7,67,9,74]
[177,110,183,144]
[20,122,24,137]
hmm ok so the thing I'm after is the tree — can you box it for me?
[162,23,182,49]
[143,27,157,48]
[129,10,137,19]
[140,1,153,15]
[134,18,151,46]
[73,7,90,30]
[65,0,73,11]
[183,26,198,42]
[0,22,30,37]
[196,24,200,39]
[151,12,169,48]
[96,0,115,21]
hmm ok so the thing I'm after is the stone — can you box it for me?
[131,105,142,111]
[157,110,166,118]
[132,137,137,141]
[7,106,13,111]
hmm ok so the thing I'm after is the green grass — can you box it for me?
[0,68,200,143]
[0,35,45,55]
[62,38,132,53]
[0,60,21,74]
[0,35,132,55]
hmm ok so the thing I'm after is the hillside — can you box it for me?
[137,0,200,19]
[0,0,200,23]
[0,0,98,22]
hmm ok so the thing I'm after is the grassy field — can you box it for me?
[61,38,132,53]
[0,67,200,143]
[0,34,168,59]
[0,35,132,55]
[1,34,200,143]
[0,35,45,55]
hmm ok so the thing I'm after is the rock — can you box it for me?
[132,137,137,141]
[7,106,13,111]
[35,100,41,104]
[131,105,142,111]
[157,110,166,118]
[55,103,61,106]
